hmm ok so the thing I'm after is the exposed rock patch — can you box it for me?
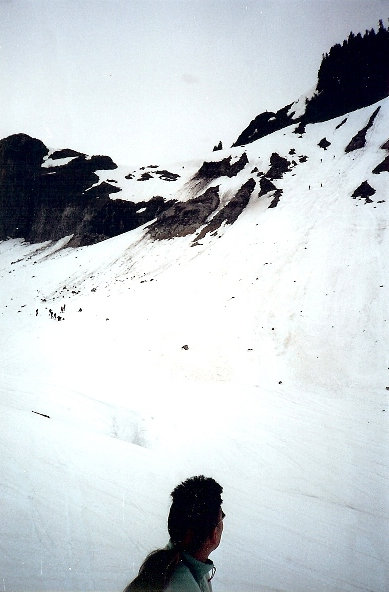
[148,186,220,240]
[268,189,283,209]
[265,153,291,180]
[373,155,389,174]
[134,168,181,182]
[156,170,180,181]
[293,122,306,136]
[335,118,348,130]
[318,138,331,150]
[84,182,122,199]
[138,172,153,181]
[372,138,389,174]
[351,181,376,203]
[196,153,248,179]
[233,105,294,147]
[50,148,85,159]
[195,179,256,242]
[345,107,380,153]
[258,176,277,197]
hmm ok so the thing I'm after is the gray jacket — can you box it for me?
[165,551,215,592]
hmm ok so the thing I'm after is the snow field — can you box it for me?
[1,99,389,591]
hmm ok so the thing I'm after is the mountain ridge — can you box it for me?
[233,21,389,147]
[1,23,389,247]
[1,61,389,592]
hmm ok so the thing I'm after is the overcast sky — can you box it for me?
[1,0,388,166]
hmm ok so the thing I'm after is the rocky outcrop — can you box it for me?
[0,134,174,245]
[0,134,48,240]
[265,153,291,180]
[268,189,283,208]
[148,186,220,240]
[134,168,180,182]
[373,155,389,174]
[50,148,85,159]
[351,181,376,203]
[345,107,380,153]
[372,138,389,174]
[196,153,248,179]
[233,105,295,147]
[318,138,331,150]
[258,176,277,197]
[156,170,180,181]
[195,179,256,241]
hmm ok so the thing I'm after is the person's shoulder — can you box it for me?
[165,561,200,592]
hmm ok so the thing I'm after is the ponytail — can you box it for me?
[123,547,181,592]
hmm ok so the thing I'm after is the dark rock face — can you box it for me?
[345,107,380,153]
[258,176,277,197]
[50,148,85,159]
[156,170,180,181]
[138,172,153,181]
[233,104,294,147]
[373,155,389,174]
[372,138,389,174]
[0,134,174,245]
[135,169,180,182]
[80,195,173,246]
[195,178,256,241]
[293,121,306,136]
[148,186,220,240]
[196,153,248,179]
[351,181,376,203]
[335,118,348,130]
[268,189,283,209]
[265,153,291,180]
[84,181,122,199]
[256,153,290,202]
[318,138,331,150]
[0,134,48,240]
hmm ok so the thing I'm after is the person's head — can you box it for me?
[167,475,224,557]
[124,476,223,592]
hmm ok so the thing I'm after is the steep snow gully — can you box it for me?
[1,99,389,592]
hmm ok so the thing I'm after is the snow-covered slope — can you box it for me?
[1,99,389,592]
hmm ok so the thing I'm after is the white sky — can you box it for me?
[1,0,388,166]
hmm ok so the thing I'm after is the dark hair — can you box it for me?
[124,475,223,592]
